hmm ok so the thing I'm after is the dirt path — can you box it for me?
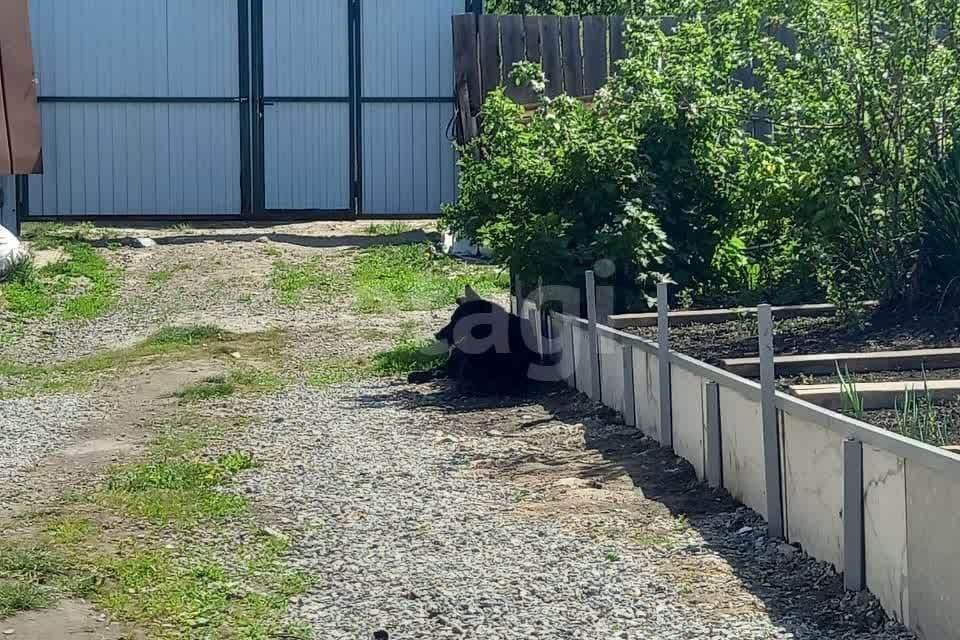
[0,221,913,639]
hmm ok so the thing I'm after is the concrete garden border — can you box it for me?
[528,271,960,640]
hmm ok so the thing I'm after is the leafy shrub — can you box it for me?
[754,0,960,308]
[443,67,671,310]
[919,145,960,312]
[486,0,636,13]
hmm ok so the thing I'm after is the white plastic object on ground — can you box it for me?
[0,224,27,280]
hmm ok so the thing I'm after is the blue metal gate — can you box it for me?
[21,0,464,220]
[25,0,248,217]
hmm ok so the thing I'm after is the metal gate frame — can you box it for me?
[250,0,355,219]
[20,0,254,223]
[18,0,479,225]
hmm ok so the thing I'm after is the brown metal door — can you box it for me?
[0,0,42,175]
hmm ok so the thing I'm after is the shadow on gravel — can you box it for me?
[357,381,906,640]
[74,230,439,251]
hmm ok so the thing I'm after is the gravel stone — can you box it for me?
[228,383,916,640]
[0,395,102,487]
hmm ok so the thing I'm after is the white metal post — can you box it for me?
[585,271,601,400]
[759,304,785,539]
[657,282,673,449]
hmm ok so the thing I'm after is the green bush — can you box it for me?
[443,68,670,310]
[919,145,960,312]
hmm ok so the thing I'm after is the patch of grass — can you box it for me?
[0,327,284,399]
[151,415,235,458]
[100,455,253,525]
[148,263,190,286]
[307,357,369,389]
[0,545,64,579]
[307,337,446,389]
[270,258,342,306]
[364,222,415,236]
[352,243,507,314]
[20,222,102,249]
[175,369,282,403]
[218,451,257,474]
[95,541,312,639]
[44,517,95,545]
[0,242,120,320]
[370,339,447,376]
[0,580,50,617]
[149,325,226,347]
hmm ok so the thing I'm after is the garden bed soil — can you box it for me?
[861,401,960,447]
[632,312,960,367]
[782,367,960,387]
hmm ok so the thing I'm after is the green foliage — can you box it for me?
[894,370,949,447]
[919,145,960,311]
[748,0,960,308]
[308,338,448,388]
[370,339,448,375]
[0,242,120,319]
[351,243,508,314]
[101,453,255,524]
[175,369,282,402]
[364,222,416,236]
[443,64,671,310]
[836,363,864,420]
[487,0,636,13]
[271,257,343,306]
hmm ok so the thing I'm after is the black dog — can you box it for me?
[408,286,543,393]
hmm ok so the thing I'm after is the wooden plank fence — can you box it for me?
[0,0,43,176]
[453,13,799,146]
[453,13,626,116]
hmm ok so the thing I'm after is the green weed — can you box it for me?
[0,327,283,399]
[352,243,507,314]
[307,357,369,389]
[307,338,446,389]
[100,455,253,525]
[175,369,282,403]
[836,363,865,420]
[894,367,949,446]
[370,339,447,376]
[364,222,415,236]
[271,258,342,306]
[44,517,95,545]
[0,580,50,617]
[0,242,120,320]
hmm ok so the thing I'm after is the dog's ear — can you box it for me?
[462,285,480,302]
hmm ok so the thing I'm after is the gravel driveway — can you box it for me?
[0,222,916,639]
[231,382,914,640]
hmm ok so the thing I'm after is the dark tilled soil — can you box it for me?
[785,366,960,387]
[633,313,960,366]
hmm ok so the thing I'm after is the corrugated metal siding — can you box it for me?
[262,0,350,211]
[263,0,348,98]
[29,0,239,98]
[264,104,350,211]
[361,0,458,98]
[360,0,460,215]
[26,0,241,215]
[29,103,241,215]
[362,103,456,215]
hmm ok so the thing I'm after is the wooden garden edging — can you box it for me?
[607,301,879,329]
[523,272,960,640]
[722,347,960,378]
